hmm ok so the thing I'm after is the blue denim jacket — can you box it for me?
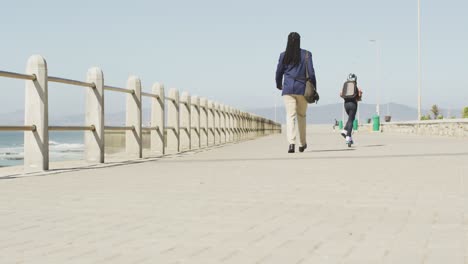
[275,49,317,96]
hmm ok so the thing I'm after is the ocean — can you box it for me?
[0,131,84,167]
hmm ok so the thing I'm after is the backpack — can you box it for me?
[341,81,358,99]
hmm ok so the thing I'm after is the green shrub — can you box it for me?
[463,107,468,118]
[420,114,431,121]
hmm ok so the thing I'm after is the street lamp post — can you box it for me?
[417,0,422,120]
[369,39,381,117]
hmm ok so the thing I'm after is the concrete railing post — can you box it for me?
[167,88,180,153]
[246,113,252,139]
[235,111,239,141]
[231,107,236,142]
[151,82,165,155]
[245,113,248,139]
[191,96,200,149]
[241,113,245,140]
[248,115,250,138]
[247,115,250,138]
[252,116,255,137]
[252,116,256,137]
[180,91,191,151]
[254,117,257,137]
[214,102,220,145]
[85,67,104,163]
[220,105,226,144]
[207,100,215,146]
[231,109,235,142]
[226,106,232,143]
[24,55,49,171]
[251,116,255,137]
[258,117,261,136]
[126,76,142,158]
[199,98,208,148]
[238,111,242,140]
[234,110,239,141]
[261,118,263,135]
[253,116,256,138]
[255,117,257,137]
[256,117,259,137]
[259,117,262,136]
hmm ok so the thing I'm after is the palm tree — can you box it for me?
[431,105,440,119]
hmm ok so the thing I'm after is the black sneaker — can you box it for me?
[299,144,307,153]
[288,144,295,153]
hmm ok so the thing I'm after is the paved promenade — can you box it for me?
[1,126,468,263]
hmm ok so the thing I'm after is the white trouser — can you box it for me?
[283,94,308,146]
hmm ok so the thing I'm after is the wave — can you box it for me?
[49,140,60,146]
[50,143,84,153]
[0,147,24,161]
[0,141,84,161]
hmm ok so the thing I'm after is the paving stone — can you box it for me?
[0,126,467,263]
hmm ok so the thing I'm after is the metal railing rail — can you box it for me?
[104,126,135,131]
[0,70,36,81]
[0,125,37,132]
[141,92,159,99]
[104,85,134,94]
[49,126,96,131]
[142,126,160,131]
[49,76,95,88]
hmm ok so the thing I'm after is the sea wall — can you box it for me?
[380,119,468,137]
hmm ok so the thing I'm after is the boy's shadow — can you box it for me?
[308,148,355,153]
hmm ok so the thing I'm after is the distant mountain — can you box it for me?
[0,103,462,125]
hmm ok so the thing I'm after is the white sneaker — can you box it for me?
[340,130,347,138]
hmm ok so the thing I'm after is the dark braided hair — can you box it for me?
[283,32,301,66]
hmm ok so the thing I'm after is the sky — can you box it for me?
[0,0,467,119]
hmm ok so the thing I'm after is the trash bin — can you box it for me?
[372,115,380,131]
[338,120,343,130]
[353,119,358,131]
